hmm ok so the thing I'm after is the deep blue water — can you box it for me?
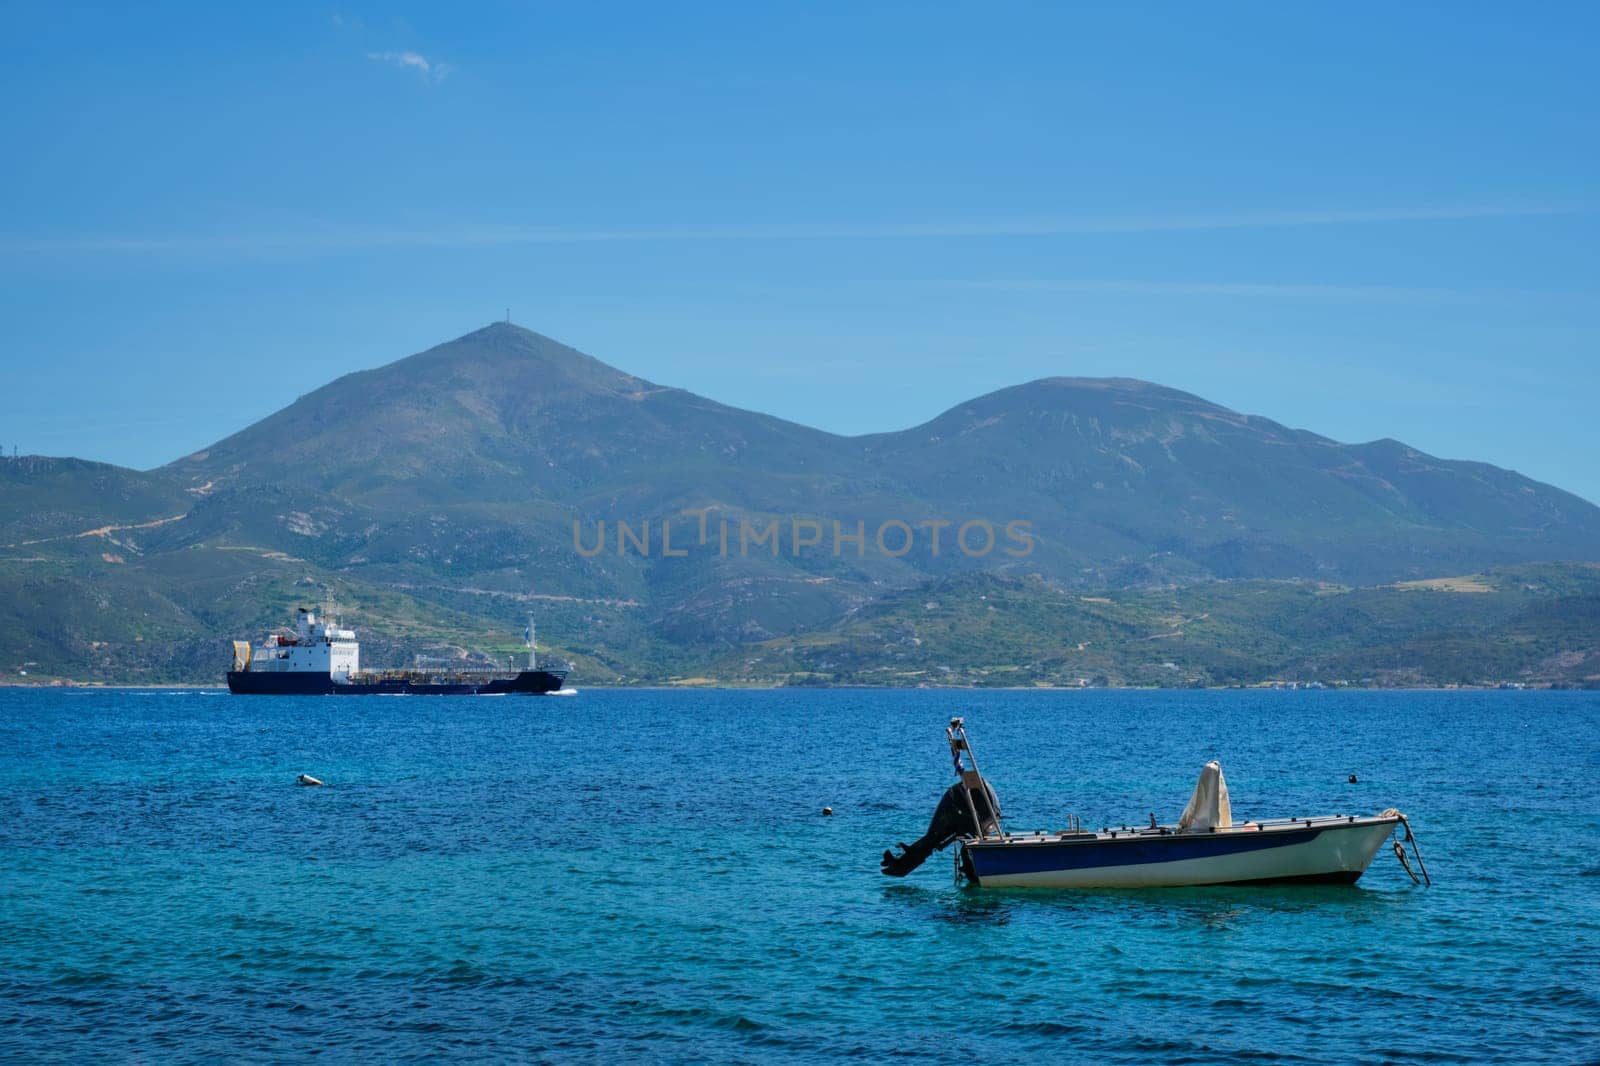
[1,688,1597,1063]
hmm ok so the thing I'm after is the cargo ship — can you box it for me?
[227,607,568,695]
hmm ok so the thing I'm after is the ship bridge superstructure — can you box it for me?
[234,607,359,679]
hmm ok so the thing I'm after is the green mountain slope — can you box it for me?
[714,564,1600,688]
[865,377,1600,583]
[0,457,188,545]
[2,322,1598,687]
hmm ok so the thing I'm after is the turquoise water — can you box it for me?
[1,688,1596,1063]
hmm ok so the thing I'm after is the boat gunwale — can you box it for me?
[963,812,1401,850]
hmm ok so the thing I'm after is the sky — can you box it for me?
[1,3,1597,500]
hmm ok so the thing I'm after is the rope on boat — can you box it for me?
[1380,808,1431,887]
[1392,838,1420,884]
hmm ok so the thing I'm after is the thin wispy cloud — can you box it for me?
[917,278,1472,302]
[0,203,1583,257]
[366,50,452,83]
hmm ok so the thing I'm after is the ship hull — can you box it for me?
[227,669,568,696]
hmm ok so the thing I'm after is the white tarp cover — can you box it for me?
[1177,760,1232,831]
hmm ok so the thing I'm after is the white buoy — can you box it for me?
[297,774,324,787]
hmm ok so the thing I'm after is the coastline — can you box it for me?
[3,680,1589,692]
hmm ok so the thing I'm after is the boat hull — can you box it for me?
[963,817,1399,889]
[227,669,568,696]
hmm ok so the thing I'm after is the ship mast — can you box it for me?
[526,613,536,671]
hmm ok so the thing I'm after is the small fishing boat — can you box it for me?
[881,718,1429,889]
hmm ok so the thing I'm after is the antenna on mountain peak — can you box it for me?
[505,308,511,324]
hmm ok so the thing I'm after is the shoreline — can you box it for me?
[2,681,1590,692]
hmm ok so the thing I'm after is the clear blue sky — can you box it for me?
[2,3,1596,500]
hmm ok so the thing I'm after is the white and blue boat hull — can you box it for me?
[963,816,1400,889]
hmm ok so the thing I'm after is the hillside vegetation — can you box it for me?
[3,324,1597,688]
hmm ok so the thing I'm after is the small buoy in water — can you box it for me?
[822,806,834,816]
[1347,774,1358,784]
[297,774,324,787]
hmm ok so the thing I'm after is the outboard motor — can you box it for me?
[881,717,1004,877]
[881,776,1001,877]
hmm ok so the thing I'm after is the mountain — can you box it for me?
[158,324,906,641]
[162,324,1600,586]
[167,325,868,505]
[866,376,1600,583]
[2,322,1598,686]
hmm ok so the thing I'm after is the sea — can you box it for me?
[1,687,1596,1063]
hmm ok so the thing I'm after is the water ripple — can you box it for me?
[0,687,1596,1063]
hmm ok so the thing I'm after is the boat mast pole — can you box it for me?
[527,613,536,671]
[947,717,1001,840]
